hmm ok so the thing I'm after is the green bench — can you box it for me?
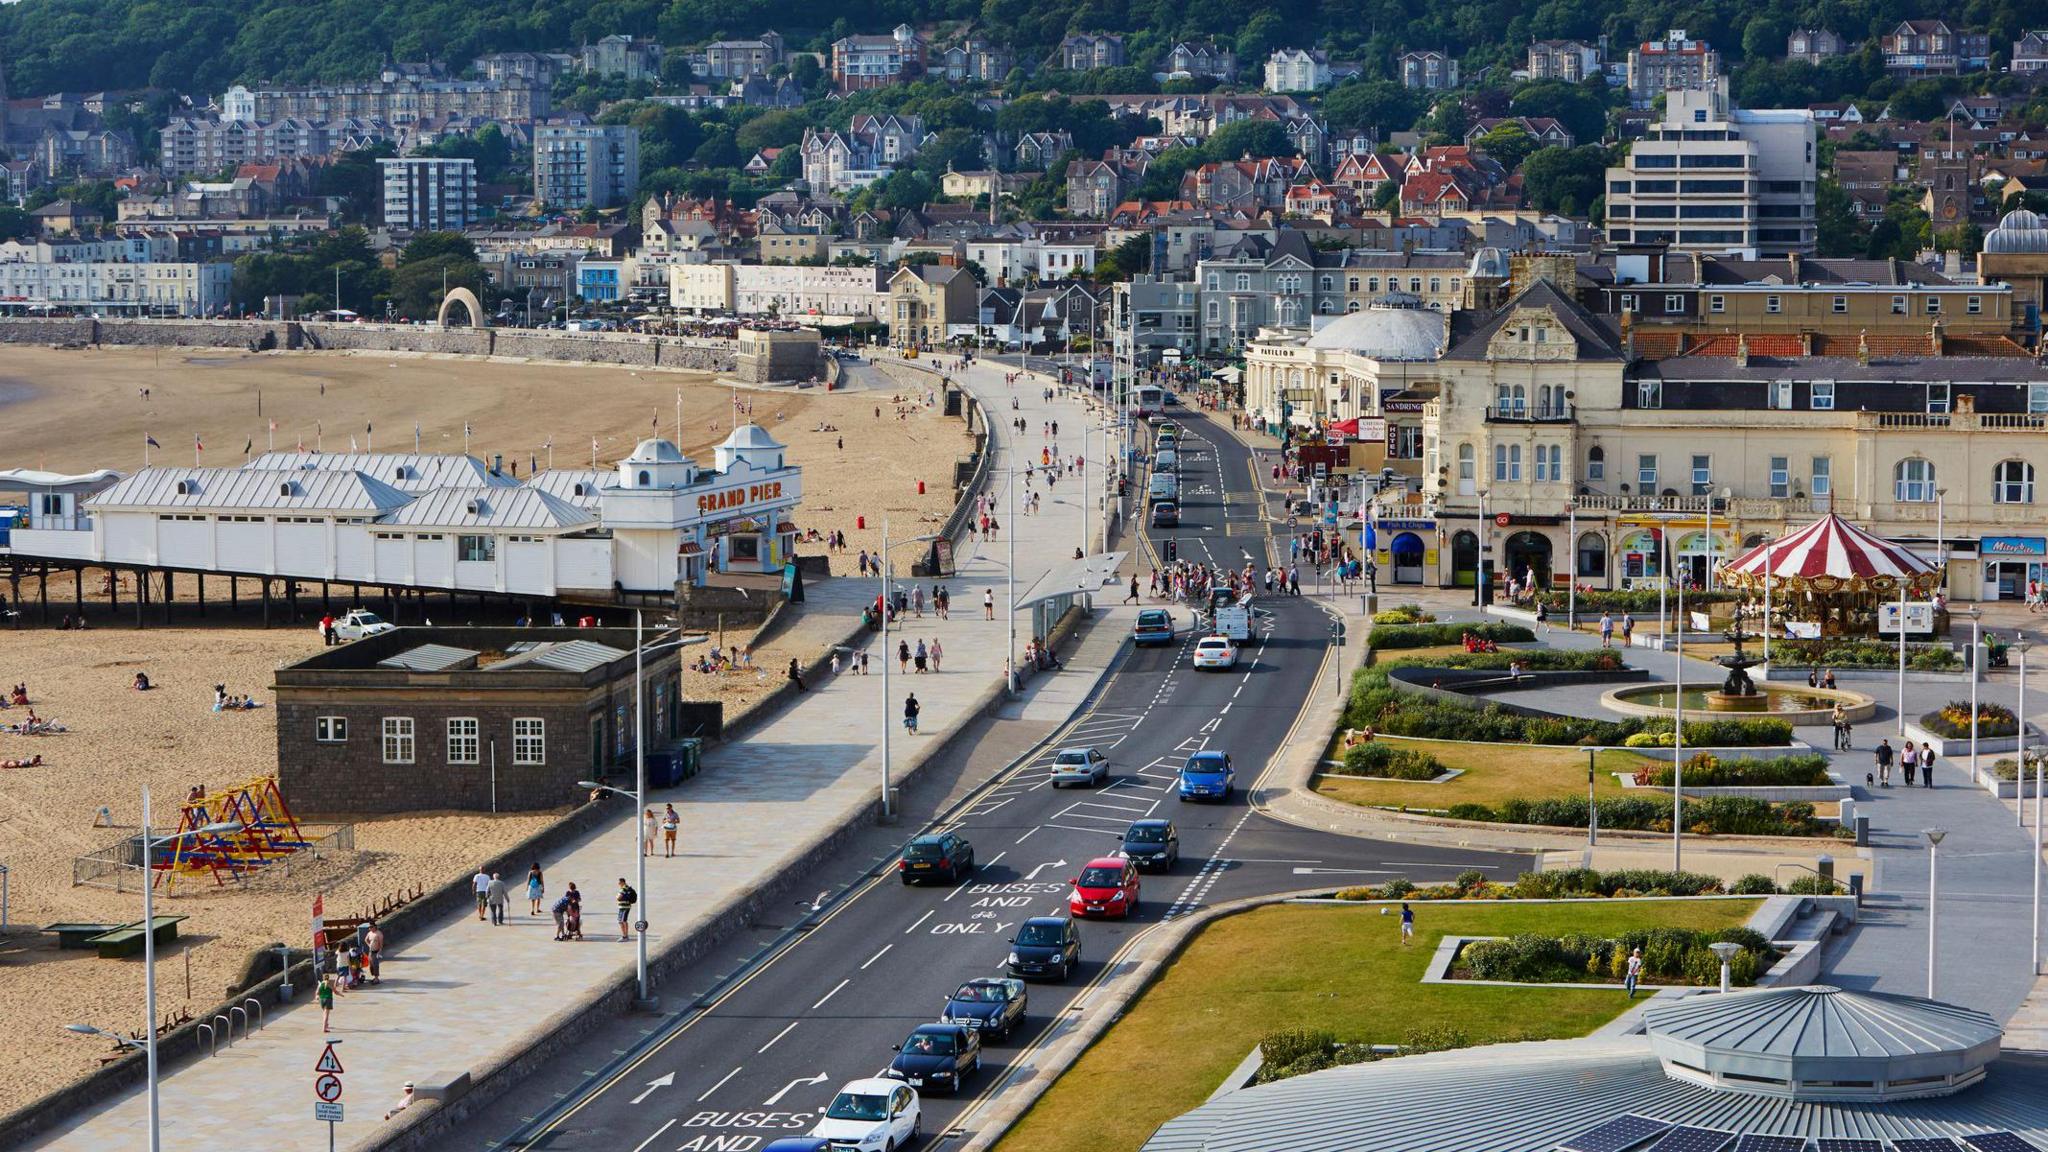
[44,922,121,950]
[45,916,188,958]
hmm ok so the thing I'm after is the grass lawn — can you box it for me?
[994,898,1760,1152]
[1314,736,1656,810]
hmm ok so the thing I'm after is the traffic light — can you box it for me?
[1164,538,1179,562]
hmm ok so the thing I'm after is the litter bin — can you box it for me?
[674,738,703,781]
[645,750,683,790]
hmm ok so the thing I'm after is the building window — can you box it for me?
[458,535,496,562]
[1708,295,1725,313]
[1456,442,1475,481]
[315,716,348,743]
[1389,425,1424,459]
[1493,443,1522,481]
[1770,380,1793,410]
[1621,293,1638,313]
[1664,294,1683,312]
[381,717,415,765]
[1691,454,1712,495]
[1891,296,1907,315]
[1765,295,1782,314]
[1587,446,1605,481]
[1576,532,1607,578]
[1637,379,1662,409]
[1926,296,1941,314]
[1968,295,1982,314]
[1995,460,2036,504]
[1534,443,1563,481]
[1637,454,1658,490]
[1769,456,1789,498]
[1234,273,1250,291]
[1832,295,1847,313]
[447,718,480,765]
[2030,384,2048,414]
[1894,458,1936,503]
[1926,383,1950,414]
[1810,381,1835,410]
[1811,456,1831,497]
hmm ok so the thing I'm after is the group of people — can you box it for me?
[314,916,387,1033]
[895,636,943,673]
[212,684,263,711]
[1869,738,1940,788]
[1597,612,1638,649]
[689,644,753,676]
[468,860,641,944]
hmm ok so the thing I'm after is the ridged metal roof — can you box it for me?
[493,640,629,673]
[1140,1039,2048,1152]
[247,451,520,492]
[88,468,413,513]
[375,644,480,672]
[1646,986,2001,1070]
[523,469,608,510]
[378,487,595,531]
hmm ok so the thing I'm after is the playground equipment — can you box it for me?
[155,776,312,889]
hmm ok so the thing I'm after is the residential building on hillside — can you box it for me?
[36,128,134,178]
[160,115,399,176]
[1604,81,1817,257]
[218,71,546,126]
[1626,30,1721,109]
[1167,42,1236,81]
[1526,40,1601,81]
[798,114,923,193]
[936,38,1012,83]
[1054,33,1125,71]
[1064,159,1125,218]
[2016,30,2048,73]
[702,33,786,79]
[0,235,233,315]
[833,26,925,91]
[1465,116,1575,149]
[1399,50,1458,90]
[380,157,479,231]
[1785,28,1846,64]
[580,35,662,81]
[889,262,976,346]
[1266,49,1333,92]
[1196,230,1344,351]
[472,52,572,87]
[1014,130,1072,171]
[533,122,640,209]
[1881,20,1991,74]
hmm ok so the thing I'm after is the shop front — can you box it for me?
[1614,518,1734,590]
[1980,536,2046,600]
[1369,518,1437,585]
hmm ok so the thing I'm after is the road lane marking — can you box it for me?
[1043,821,1126,836]
[811,978,850,1010]
[905,910,934,934]
[758,1021,800,1052]
[696,1067,742,1102]
[631,1119,678,1152]
[1014,826,1040,844]
[860,944,893,970]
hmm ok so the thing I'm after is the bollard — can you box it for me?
[1363,594,1378,617]
[857,515,865,529]
[1816,854,1835,886]
[1854,814,1870,846]
[1848,872,1864,903]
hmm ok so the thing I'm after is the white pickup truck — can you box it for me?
[328,609,395,641]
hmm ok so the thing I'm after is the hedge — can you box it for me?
[1381,648,1627,673]
[1919,701,2018,740]
[1442,794,1832,837]
[1771,639,1961,670]
[1371,604,1437,625]
[1535,589,1740,613]
[1252,1025,1492,1085]
[1637,752,1833,788]
[1459,926,1772,986]
[1333,742,1445,780]
[1344,665,1794,748]
[1368,621,1534,650]
[1335,867,1804,901]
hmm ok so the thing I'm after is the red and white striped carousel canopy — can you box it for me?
[1723,513,1937,583]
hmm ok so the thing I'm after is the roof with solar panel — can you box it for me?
[1139,986,2048,1152]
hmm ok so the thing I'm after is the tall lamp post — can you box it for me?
[1896,579,1910,737]
[1761,533,1777,670]
[2022,636,2033,831]
[878,521,941,818]
[1473,489,1489,608]
[1966,607,1982,786]
[1565,500,1577,628]
[1673,563,1688,871]
[2022,636,2041,974]
[1925,827,1948,999]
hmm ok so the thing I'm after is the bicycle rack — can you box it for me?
[227,1005,248,1043]
[243,998,264,1032]
[211,1014,232,1050]
[196,1021,216,1057]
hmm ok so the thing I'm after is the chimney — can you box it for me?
[492,453,504,476]
[1787,252,1802,284]
[1857,328,1870,366]
[1930,317,1945,356]
[1620,310,1635,360]
[1735,332,1749,368]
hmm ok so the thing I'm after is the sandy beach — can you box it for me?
[0,344,965,1113]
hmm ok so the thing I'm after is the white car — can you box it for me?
[330,609,394,641]
[1049,746,1110,788]
[809,1077,920,1151]
[1192,635,1238,670]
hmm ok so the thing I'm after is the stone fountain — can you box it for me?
[1706,617,1767,712]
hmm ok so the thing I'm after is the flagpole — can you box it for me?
[675,390,682,442]
[317,421,323,452]
[367,424,373,452]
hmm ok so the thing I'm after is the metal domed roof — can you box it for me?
[1986,208,2048,254]
[626,438,687,463]
[719,424,784,450]
[1644,985,2001,1102]
[1468,246,1510,279]
[1301,305,1445,360]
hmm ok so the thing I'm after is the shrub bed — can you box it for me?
[1369,621,1534,650]
[1636,752,1833,788]
[1251,1025,1489,1085]
[1991,754,2046,781]
[1346,665,1794,748]
[1382,649,1626,672]
[1919,701,2018,740]
[1775,639,1961,670]
[1535,589,1740,613]
[1332,743,1445,780]
[1457,927,1772,987]
[1371,604,1437,625]
[1440,794,1831,837]
[1335,867,1807,902]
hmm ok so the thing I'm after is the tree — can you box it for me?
[767,147,803,184]
[1094,233,1152,282]
[1135,148,1203,201]
[692,129,742,169]
[1509,80,1607,146]
[1233,11,1287,69]
[1322,81,1425,134]
[736,109,809,154]
[399,232,478,266]
[1476,123,1538,171]
[1815,178,1863,257]
[1203,119,1294,161]
[1519,145,1606,214]
[0,204,31,242]
[915,128,991,179]
[316,144,395,223]
[659,54,695,88]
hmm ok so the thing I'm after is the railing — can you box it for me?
[1979,413,2048,431]
[1484,403,1575,423]
[1871,412,1951,429]
[22,515,92,532]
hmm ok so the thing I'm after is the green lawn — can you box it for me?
[1315,735,1656,810]
[994,899,1760,1152]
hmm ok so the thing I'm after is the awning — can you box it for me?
[1213,367,1243,382]
[1015,550,1128,609]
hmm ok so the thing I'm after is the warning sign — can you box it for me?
[314,1042,345,1075]
[315,1073,343,1102]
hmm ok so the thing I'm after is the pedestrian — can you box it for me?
[788,657,806,692]
[1830,703,1847,751]
[985,588,995,620]
[860,650,870,676]
[642,808,658,856]
[831,650,842,675]
[913,586,925,617]
[317,972,337,1032]
[914,638,928,672]
[616,878,637,941]
[1821,667,1837,690]
[526,861,545,915]
[1624,948,1644,998]
[551,890,572,940]
[1875,739,1894,787]
[1621,613,1635,646]
[362,919,383,984]
[1921,743,1936,788]
[565,882,584,940]
[486,872,509,925]
[931,639,943,672]
[472,867,491,921]
[1901,740,1919,787]
[904,692,921,734]
[1126,575,1139,604]
[1599,612,1614,648]
[662,803,680,856]
[1399,901,1414,944]
[898,639,911,673]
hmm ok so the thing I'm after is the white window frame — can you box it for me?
[1587,448,1605,481]
[1770,380,1793,409]
[315,716,348,743]
[2030,384,2048,414]
[1810,380,1835,410]
[1926,383,1951,414]
[1894,458,1936,503]
[1994,460,2036,505]
[1891,295,1907,314]
[1832,295,1847,313]
[1925,295,1941,314]
[1691,454,1712,495]
[1811,456,1831,497]
[1493,443,1522,481]
[1967,295,1983,314]
[1664,294,1683,312]
[1766,295,1782,314]
[381,717,416,765]
[458,534,496,562]
[1708,294,1725,313]
[1769,456,1790,498]
[1637,454,1659,490]
[446,717,480,765]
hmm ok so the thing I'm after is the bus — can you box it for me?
[1133,384,1165,419]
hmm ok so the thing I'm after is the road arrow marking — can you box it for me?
[1024,859,1069,881]
[763,1072,831,1107]
[1291,867,1398,875]
[630,1072,674,1105]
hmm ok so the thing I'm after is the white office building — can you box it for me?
[379,157,479,231]
[1604,81,1816,258]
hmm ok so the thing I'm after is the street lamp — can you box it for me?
[2020,636,2033,832]
[1967,607,1982,786]
[1673,559,1688,872]
[1473,489,1489,608]
[1565,499,1577,628]
[1925,827,1947,999]
[877,521,941,818]
[1761,532,1777,670]
[1896,578,1909,737]
[1708,940,1742,993]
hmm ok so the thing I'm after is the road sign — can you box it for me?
[314,1102,343,1123]
[314,1042,345,1074]
[634,919,649,933]
[315,1073,343,1102]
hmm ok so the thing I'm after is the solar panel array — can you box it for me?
[1893,1141,1963,1152]
[1816,1141,1885,1152]
[1562,1116,1674,1152]
[1645,1127,1736,1152]
[1964,1136,2041,1152]
[1731,1137,1809,1152]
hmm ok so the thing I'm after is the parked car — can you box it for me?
[942,977,1028,1039]
[1049,746,1109,788]
[898,832,975,885]
[1192,635,1238,670]
[1150,500,1180,527]
[1120,819,1180,870]
[809,1079,920,1151]
[1069,857,1141,919]
[330,609,394,641]
[886,1022,981,1093]
[1132,608,1176,646]
[1177,750,1235,802]
[1007,915,1082,981]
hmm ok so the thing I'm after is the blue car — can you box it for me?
[1177,750,1234,802]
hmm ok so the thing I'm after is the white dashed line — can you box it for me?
[811,978,850,1010]
[905,910,934,935]
[758,1021,800,1052]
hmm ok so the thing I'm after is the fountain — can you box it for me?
[1705,617,1767,712]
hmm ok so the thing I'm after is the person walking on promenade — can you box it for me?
[904,692,921,735]
[1830,703,1848,751]
[1600,612,1614,648]
[985,589,995,620]
[1875,739,1894,787]
[363,919,384,984]
[616,878,637,941]
[642,808,658,856]
[1126,575,1139,604]
[486,872,509,925]
[931,639,943,672]
[1901,740,1919,787]
[472,867,491,921]
[914,638,928,672]
[1621,613,1635,646]
[662,804,680,857]
[551,890,572,940]
[898,639,911,673]
[1921,743,1936,788]
[526,862,545,915]
[318,972,337,1032]
[1625,948,1644,998]
[788,657,806,692]
[565,883,584,940]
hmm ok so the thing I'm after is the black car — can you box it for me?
[942,977,1028,1040]
[1007,915,1082,981]
[1120,819,1180,871]
[898,831,975,885]
[886,1022,981,1093]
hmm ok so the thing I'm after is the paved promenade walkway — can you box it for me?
[25,358,1120,1151]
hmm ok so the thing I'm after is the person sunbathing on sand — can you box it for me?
[2,754,44,768]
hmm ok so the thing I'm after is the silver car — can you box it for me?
[1049,746,1110,788]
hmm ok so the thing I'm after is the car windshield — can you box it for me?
[953,982,1005,1003]
[1126,825,1168,844]
[1054,751,1090,766]
[1198,640,1229,651]
[1016,922,1066,946]
[1187,755,1227,774]
[905,1031,956,1054]
[825,1092,889,1122]
[904,841,940,859]
[1138,612,1168,626]
[1077,867,1123,887]
[353,613,383,625]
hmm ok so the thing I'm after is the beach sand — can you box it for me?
[0,345,965,1112]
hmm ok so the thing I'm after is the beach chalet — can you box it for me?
[0,427,801,619]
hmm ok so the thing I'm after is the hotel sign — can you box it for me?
[696,479,792,516]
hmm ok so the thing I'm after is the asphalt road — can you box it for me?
[447,408,1525,1152]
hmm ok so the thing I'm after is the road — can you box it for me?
[441,408,1525,1152]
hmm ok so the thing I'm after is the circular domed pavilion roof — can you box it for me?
[1302,305,1445,361]
[1986,208,2048,254]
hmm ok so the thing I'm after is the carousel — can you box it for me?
[1718,513,1943,639]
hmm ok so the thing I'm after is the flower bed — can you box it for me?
[1774,639,1961,671]
[1381,649,1626,673]
[1919,701,2018,740]
[1535,589,1740,613]
[1635,752,1833,788]
[1441,794,1835,838]
[1368,621,1534,650]
[1329,743,1446,781]
[1456,927,1774,987]
[1345,665,1795,748]
[1371,604,1438,625]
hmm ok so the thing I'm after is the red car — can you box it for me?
[1068,857,1140,919]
